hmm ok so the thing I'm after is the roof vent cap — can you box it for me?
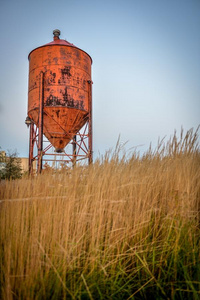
[53,29,61,40]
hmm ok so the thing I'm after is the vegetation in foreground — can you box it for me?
[0,128,200,299]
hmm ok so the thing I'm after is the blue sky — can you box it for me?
[0,0,199,158]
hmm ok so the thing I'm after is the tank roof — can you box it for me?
[28,30,92,63]
[44,38,76,47]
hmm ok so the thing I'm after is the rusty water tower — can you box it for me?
[26,30,93,173]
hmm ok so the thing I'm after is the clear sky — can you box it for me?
[0,0,200,158]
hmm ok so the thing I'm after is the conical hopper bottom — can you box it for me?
[29,107,88,151]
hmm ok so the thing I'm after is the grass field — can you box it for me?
[0,128,200,299]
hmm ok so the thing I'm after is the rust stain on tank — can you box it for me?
[61,66,72,78]
[28,30,92,150]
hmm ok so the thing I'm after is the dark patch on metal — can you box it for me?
[56,110,60,118]
[46,95,62,106]
[46,71,56,85]
[62,66,72,77]
[45,87,85,110]
[53,57,58,64]
[60,48,67,57]
[61,87,85,110]
[58,66,72,84]
[75,50,80,59]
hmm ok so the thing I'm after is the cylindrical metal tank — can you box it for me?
[28,29,92,152]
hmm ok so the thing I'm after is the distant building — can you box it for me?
[20,157,36,173]
[0,151,36,173]
[0,151,6,158]
[0,151,6,171]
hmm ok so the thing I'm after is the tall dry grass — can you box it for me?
[0,128,200,299]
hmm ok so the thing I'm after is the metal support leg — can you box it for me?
[88,80,93,164]
[72,135,77,167]
[38,72,44,173]
[29,122,34,174]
